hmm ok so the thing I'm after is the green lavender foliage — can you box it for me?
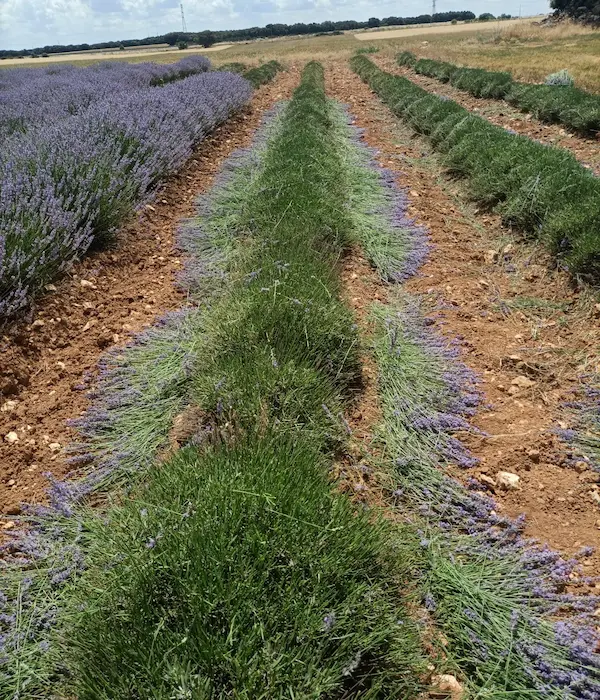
[242,60,284,87]
[397,51,417,67]
[400,53,600,133]
[353,54,600,281]
[54,62,424,699]
[217,61,248,73]
[506,81,600,133]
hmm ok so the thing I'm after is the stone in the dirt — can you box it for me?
[48,442,61,452]
[80,279,96,289]
[511,375,536,389]
[484,249,499,264]
[479,474,496,489]
[0,400,18,413]
[31,319,45,329]
[575,461,588,473]
[528,449,541,463]
[431,674,464,699]
[496,471,520,489]
[506,354,523,364]
[4,431,19,444]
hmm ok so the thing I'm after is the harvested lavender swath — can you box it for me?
[332,103,430,281]
[342,115,600,697]
[0,67,252,320]
[558,376,600,473]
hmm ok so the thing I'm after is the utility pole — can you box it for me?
[180,2,188,33]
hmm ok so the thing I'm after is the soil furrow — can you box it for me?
[0,67,300,517]
[326,59,600,579]
[374,55,600,176]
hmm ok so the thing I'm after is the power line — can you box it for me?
[180,2,188,33]
[432,0,437,15]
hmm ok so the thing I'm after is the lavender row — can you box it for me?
[0,56,211,140]
[0,110,282,697]
[343,117,600,697]
[0,70,252,320]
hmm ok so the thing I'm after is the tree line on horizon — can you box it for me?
[0,11,478,59]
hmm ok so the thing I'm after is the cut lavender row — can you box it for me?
[0,70,253,320]
[344,118,600,696]
[331,102,429,281]
[375,300,600,698]
[559,375,600,473]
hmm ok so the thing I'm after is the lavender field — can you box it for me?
[1,25,600,700]
[0,57,252,318]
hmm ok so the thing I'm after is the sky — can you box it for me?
[0,0,551,51]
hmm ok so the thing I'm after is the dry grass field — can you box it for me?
[5,17,600,91]
[380,19,600,91]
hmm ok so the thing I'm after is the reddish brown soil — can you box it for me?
[326,60,600,579]
[375,55,600,177]
[0,68,300,518]
[337,247,387,501]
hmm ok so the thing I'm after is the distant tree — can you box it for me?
[197,30,216,48]
[367,17,381,27]
[178,41,188,50]
[478,12,496,20]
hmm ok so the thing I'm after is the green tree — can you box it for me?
[197,30,216,48]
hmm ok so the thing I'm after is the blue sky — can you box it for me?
[0,0,551,51]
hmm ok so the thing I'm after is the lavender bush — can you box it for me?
[0,69,252,319]
[0,56,211,139]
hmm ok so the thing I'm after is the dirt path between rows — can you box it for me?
[374,55,600,176]
[0,67,300,518]
[326,59,600,581]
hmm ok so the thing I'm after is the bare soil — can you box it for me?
[375,55,600,175]
[0,68,300,518]
[326,59,600,579]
